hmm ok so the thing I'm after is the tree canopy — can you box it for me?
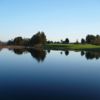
[65,38,69,44]
[30,32,47,46]
[6,32,100,46]
[7,32,47,46]
[86,35,100,45]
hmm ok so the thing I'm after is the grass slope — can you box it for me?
[45,44,100,50]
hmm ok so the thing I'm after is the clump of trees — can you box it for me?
[64,38,69,44]
[81,38,86,44]
[7,37,30,46]
[13,37,23,45]
[30,32,46,46]
[7,31,47,46]
[80,34,100,45]
[61,38,70,44]
[86,35,100,45]
[6,32,100,46]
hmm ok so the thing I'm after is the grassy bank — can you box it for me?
[1,44,100,51]
[44,44,100,50]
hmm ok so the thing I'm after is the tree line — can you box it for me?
[7,31,47,46]
[3,33,100,46]
[85,35,100,45]
[47,34,100,45]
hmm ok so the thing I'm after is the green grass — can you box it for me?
[44,44,100,50]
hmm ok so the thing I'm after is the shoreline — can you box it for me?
[0,45,31,49]
[44,44,100,51]
[1,44,100,51]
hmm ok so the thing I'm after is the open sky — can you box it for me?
[0,0,100,42]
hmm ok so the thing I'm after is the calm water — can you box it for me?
[0,48,100,100]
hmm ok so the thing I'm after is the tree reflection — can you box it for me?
[13,49,24,55]
[65,50,69,56]
[28,49,46,62]
[9,48,100,61]
[85,51,100,60]
[81,51,85,56]
[80,50,100,60]
[60,52,63,55]
[0,48,2,52]
[47,49,51,53]
[11,48,47,62]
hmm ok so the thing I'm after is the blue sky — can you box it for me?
[0,0,100,42]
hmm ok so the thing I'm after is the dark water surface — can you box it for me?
[0,48,100,100]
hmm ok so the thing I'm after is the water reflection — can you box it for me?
[47,49,51,53]
[64,50,100,60]
[0,48,2,52]
[60,51,63,55]
[13,49,25,55]
[10,49,100,60]
[80,51,100,60]
[11,48,46,62]
[85,51,100,60]
[81,51,85,56]
[65,50,69,56]
[1,48,100,61]
[28,49,46,62]
[0,49,100,100]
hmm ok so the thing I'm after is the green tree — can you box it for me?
[81,38,85,44]
[86,35,95,44]
[14,37,23,45]
[30,32,47,45]
[7,40,14,45]
[65,38,69,44]
[41,32,47,44]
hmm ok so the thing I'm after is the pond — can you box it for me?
[0,48,100,100]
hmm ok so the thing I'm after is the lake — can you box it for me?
[0,48,100,100]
